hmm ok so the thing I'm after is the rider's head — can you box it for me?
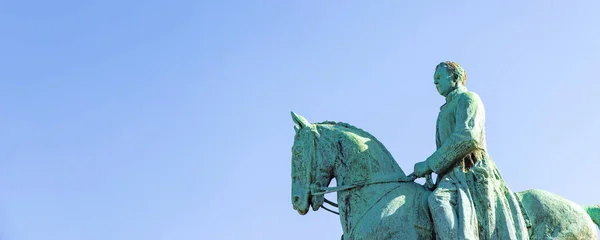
[433,61,467,96]
[436,61,466,85]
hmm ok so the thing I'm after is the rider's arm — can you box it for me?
[425,92,485,174]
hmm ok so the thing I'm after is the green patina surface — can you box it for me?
[289,62,599,239]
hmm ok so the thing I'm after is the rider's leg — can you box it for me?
[428,178,458,240]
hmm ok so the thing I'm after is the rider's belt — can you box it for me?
[458,149,486,173]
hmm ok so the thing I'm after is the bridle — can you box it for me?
[310,174,419,215]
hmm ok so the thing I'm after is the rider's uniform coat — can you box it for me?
[426,86,529,240]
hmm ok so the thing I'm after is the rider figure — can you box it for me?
[412,62,528,239]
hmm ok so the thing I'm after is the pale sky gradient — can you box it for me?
[1,1,599,239]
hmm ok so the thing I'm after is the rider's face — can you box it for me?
[433,66,455,97]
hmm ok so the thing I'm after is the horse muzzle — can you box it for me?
[292,194,310,215]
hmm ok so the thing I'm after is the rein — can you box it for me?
[311,176,416,195]
[311,175,418,215]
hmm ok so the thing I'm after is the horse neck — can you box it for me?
[321,125,406,234]
[335,148,406,235]
[333,130,405,186]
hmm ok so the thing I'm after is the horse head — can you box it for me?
[290,112,335,215]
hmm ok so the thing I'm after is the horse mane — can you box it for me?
[314,120,403,177]
[315,120,387,151]
[317,120,369,135]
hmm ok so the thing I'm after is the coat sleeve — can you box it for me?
[426,93,485,174]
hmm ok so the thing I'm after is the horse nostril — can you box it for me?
[293,196,300,204]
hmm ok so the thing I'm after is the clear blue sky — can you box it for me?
[1,1,599,239]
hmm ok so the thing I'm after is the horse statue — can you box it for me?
[290,112,600,240]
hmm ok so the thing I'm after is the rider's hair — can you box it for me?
[436,61,467,85]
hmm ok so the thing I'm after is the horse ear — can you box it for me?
[291,111,311,129]
[294,125,300,134]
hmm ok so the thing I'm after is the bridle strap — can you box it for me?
[324,197,338,207]
[312,175,417,216]
[311,176,416,196]
[321,204,339,215]
[322,197,339,215]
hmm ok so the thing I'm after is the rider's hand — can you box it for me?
[413,161,433,178]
